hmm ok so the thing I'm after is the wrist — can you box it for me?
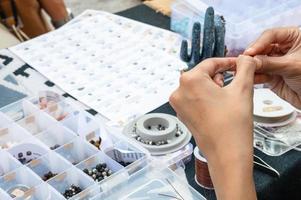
[195,127,255,200]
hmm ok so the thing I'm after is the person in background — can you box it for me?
[169,27,301,200]
[0,0,70,41]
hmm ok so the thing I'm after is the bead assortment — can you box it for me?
[42,171,58,181]
[63,184,82,199]
[17,151,33,164]
[83,163,113,182]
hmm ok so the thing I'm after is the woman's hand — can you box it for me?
[244,27,301,109]
[169,55,258,200]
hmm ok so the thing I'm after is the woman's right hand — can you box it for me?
[244,27,301,109]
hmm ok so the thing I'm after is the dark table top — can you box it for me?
[117,5,301,200]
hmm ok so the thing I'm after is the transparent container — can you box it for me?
[29,91,63,111]
[43,100,80,122]
[8,139,50,165]
[91,165,206,200]
[47,167,96,199]
[14,183,65,200]
[0,124,32,150]
[0,99,40,122]
[0,167,42,199]
[0,188,12,199]
[16,111,57,136]
[171,0,206,39]
[171,0,301,56]
[55,138,98,165]
[35,124,77,150]
[76,151,124,182]
[27,151,72,181]
[61,110,99,137]
[0,151,22,177]
[62,111,114,151]
[0,112,13,129]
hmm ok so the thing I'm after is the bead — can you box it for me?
[26,151,32,156]
[83,169,89,174]
[96,164,102,171]
[18,152,23,158]
[63,184,82,199]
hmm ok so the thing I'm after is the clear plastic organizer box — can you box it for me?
[171,0,301,56]
[0,96,204,200]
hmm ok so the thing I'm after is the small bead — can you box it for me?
[83,169,89,174]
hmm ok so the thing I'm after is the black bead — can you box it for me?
[18,152,23,158]
[96,164,102,171]
[83,168,89,174]
[26,151,32,156]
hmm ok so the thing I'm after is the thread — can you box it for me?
[194,147,214,190]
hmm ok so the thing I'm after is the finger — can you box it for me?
[230,55,258,90]
[254,74,273,84]
[213,73,224,87]
[191,57,236,78]
[244,27,299,56]
[254,55,295,75]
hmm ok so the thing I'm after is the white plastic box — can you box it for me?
[91,164,206,200]
[0,96,151,199]
[0,95,201,199]
[171,0,301,56]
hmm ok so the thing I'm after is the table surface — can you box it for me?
[117,5,301,200]
[0,4,300,200]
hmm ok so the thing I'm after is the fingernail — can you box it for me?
[218,80,224,87]
[244,47,254,55]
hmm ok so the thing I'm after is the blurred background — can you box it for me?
[65,0,141,14]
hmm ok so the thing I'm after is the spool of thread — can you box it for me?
[194,146,214,190]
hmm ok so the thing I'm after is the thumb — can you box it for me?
[230,55,257,91]
[254,55,295,75]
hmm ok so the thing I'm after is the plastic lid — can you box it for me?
[92,165,206,200]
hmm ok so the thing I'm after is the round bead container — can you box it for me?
[123,113,191,155]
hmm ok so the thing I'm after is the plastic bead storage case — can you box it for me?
[0,97,146,200]
[0,96,205,200]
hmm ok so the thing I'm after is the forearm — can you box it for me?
[195,126,256,200]
[209,157,256,200]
